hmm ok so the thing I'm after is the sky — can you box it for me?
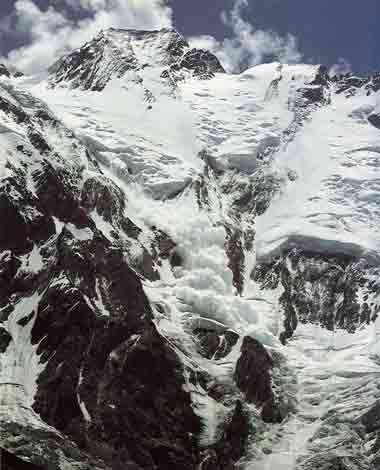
[0,0,378,75]
[174,0,379,73]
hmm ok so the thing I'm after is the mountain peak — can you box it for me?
[105,26,179,34]
[99,26,185,44]
[48,27,224,91]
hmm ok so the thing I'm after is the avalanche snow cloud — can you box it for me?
[0,25,380,470]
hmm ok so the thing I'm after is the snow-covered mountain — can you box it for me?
[0,27,380,470]
[48,28,225,92]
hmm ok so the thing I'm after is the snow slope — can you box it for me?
[26,61,322,344]
[33,57,380,267]
[256,86,380,263]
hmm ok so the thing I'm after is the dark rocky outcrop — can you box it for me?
[0,327,11,353]
[0,449,44,470]
[234,336,285,423]
[81,177,127,225]
[88,326,201,470]
[298,84,328,106]
[368,73,380,93]
[361,401,380,433]
[335,75,368,96]
[195,328,239,360]
[254,249,380,342]
[178,48,225,79]
[0,64,11,78]
[368,112,380,130]
[234,336,273,403]
[296,65,330,108]
[225,226,246,295]
[0,181,53,254]
[311,65,330,87]
[0,423,108,470]
[331,71,380,97]
[152,227,182,269]
[127,227,182,282]
[48,29,138,91]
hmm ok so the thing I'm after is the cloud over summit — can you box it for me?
[1,0,173,74]
[0,0,301,75]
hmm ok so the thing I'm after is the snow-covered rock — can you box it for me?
[48,28,225,92]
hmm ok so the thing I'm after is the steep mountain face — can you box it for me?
[1,28,380,470]
[255,250,380,343]
[48,28,225,92]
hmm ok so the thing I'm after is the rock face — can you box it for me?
[79,326,201,470]
[331,71,380,96]
[0,64,11,78]
[235,336,273,404]
[361,401,380,433]
[254,249,380,343]
[368,111,380,129]
[49,28,224,91]
[195,327,239,360]
[0,449,43,469]
[234,337,286,423]
[0,328,11,353]
[0,422,108,470]
[165,48,225,81]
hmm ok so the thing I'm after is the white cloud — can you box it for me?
[329,58,352,77]
[189,0,301,73]
[62,0,108,9]
[1,0,301,75]
[1,0,173,74]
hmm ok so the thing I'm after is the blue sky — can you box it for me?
[173,0,379,73]
[0,0,378,74]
